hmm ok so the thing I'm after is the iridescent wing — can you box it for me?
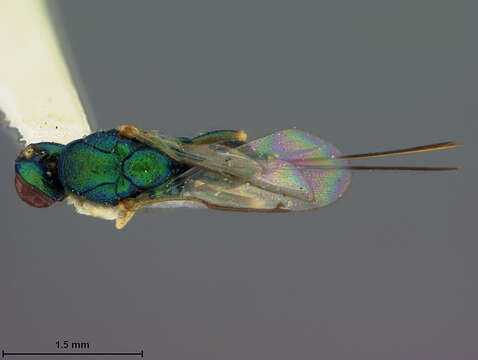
[238,128,352,208]
[0,0,92,145]
[143,127,458,215]
[145,129,352,211]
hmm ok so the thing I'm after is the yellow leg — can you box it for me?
[190,130,247,145]
[115,211,136,229]
[115,195,192,229]
[115,198,140,229]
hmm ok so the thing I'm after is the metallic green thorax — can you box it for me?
[58,130,185,205]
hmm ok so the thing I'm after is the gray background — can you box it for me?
[1,1,477,359]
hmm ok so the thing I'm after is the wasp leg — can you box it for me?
[190,130,247,146]
[115,211,135,229]
[117,125,248,151]
[115,194,211,229]
[116,195,190,229]
[116,198,139,229]
[116,197,163,229]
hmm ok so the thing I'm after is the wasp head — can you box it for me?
[15,143,66,208]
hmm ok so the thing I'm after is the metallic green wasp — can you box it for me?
[2,1,460,229]
[13,125,459,229]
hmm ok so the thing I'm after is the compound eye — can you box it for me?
[14,173,55,208]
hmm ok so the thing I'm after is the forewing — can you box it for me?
[0,1,92,145]
[145,129,351,211]
[140,131,317,202]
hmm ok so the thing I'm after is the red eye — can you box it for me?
[14,173,55,208]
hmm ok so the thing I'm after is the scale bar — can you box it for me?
[2,350,143,357]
